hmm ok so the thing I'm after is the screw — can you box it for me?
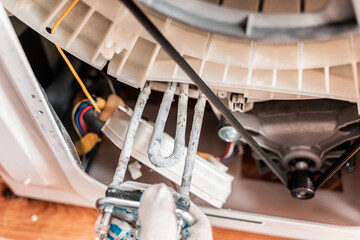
[218,126,241,142]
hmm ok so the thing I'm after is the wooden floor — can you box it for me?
[0,183,290,240]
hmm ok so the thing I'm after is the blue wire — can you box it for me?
[82,148,94,169]
[222,145,238,164]
[75,101,91,136]
[74,100,93,136]
[75,110,85,136]
[74,100,99,168]
[78,101,90,110]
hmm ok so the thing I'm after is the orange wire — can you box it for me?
[51,0,101,113]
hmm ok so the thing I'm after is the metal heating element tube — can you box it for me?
[179,93,206,200]
[148,83,189,167]
[110,84,151,188]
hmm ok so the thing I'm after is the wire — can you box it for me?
[83,148,95,169]
[72,99,98,138]
[72,100,93,137]
[220,142,238,163]
[75,108,86,136]
[221,142,234,161]
[197,142,237,163]
[101,72,116,94]
[79,105,93,135]
[222,147,238,164]
[50,0,79,35]
[221,143,232,159]
[54,45,101,113]
[72,99,89,138]
[50,0,101,113]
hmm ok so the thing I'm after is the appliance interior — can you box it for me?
[1,0,360,239]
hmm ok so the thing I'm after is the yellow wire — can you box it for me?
[50,0,79,35]
[55,45,101,113]
[51,0,101,113]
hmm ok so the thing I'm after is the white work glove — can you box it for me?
[139,183,212,240]
[181,200,213,240]
[97,184,212,240]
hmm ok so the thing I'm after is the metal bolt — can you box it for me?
[295,161,309,170]
[96,206,113,240]
[218,126,241,142]
[290,169,315,200]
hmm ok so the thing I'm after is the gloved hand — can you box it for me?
[95,212,139,240]
[102,217,139,240]
[181,199,213,240]
[96,183,212,240]
[139,183,212,240]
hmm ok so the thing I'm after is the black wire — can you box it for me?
[119,0,289,187]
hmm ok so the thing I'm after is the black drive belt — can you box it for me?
[119,0,289,187]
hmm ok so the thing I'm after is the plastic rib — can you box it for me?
[120,0,289,187]
[148,83,189,167]
[179,94,206,199]
[110,84,151,188]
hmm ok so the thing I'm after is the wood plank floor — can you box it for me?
[0,183,290,240]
